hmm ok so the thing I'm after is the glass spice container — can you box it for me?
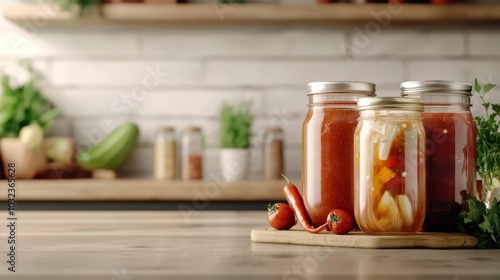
[154,126,177,180]
[263,127,284,180]
[401,80,477,232]
[354,97,426,234]
[303,81,376,227]
[181,126,204,180]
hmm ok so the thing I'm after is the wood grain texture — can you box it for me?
[251,229,478,249]
[4,3,500,24]
[0,211,498,278]
[0,179,286,201]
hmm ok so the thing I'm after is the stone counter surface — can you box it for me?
[0,211,499,279]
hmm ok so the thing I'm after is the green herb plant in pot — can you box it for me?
[473,79,500,207]
[0,61,61,179]
[219,101,253,182]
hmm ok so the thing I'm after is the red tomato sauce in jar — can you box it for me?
[302,82,376,227]
[401,81,477,232]
[421,111,476,231]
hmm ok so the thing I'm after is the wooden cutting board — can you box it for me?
[251,229,478,249]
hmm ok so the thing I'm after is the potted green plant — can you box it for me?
[219,101,253,182]
[0,61,61,179]
[473,79,500,206]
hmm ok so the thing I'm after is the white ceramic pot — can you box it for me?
[219,148,250,182]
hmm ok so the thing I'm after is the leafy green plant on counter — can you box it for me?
[0,62,60,138]
[220,101,253,149]
[473,79,500,190]
[458,197,500,249]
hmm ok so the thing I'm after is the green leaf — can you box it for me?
[219,101,253,148]
[492,104,500,115]
[484,83,496,94]
[482,102,491,112]
[468,197,487,223]
[474,78,481,93]
[0,62,59,137]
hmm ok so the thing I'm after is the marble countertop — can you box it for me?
[0,210,499,280]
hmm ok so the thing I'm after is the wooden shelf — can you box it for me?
[4,3,500,24]
[0,179,286,201]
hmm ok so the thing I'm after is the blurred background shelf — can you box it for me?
[4,3,500,24]
[0,179,287,201]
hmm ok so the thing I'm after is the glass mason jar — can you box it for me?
[401,80,477,232]
[154,126,177,180]
[303,81,376,227]
[181,126,204,180]
[263,127,284,180]
[354,97,426,234]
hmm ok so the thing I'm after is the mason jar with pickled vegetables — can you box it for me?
[354,97,426,234]
[401,80,476,232]
[303,81,376,227]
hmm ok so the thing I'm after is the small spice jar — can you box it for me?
[154,126,177,180]
[263,127,284,180]
[303,81,376,227]
[354,97,426,234]
[180,126,204,180]
[401,80,477,232]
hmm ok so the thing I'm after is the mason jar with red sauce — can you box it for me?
[302,81,376,227]
[401,80,477,232]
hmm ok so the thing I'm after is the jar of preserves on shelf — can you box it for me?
[303,81,376,227]
[181,126,204,180]
[401,80,477,232]
[154,126,177,180]
[354,97,426,234]
[263,127,284,180]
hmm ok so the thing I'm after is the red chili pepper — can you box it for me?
[282,175,328,234]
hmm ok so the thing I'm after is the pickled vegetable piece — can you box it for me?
[377,191,403,232]
[377,167,396,184]
[397,195,414,229]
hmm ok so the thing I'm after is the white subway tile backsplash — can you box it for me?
[136,89,265,117]
[266,87,307,115]
[50,89,124,118]
[52,60,202,86]
[406,59,500,82]
[56,88,260,118]
[469,31,500,57]
[204,60,404,86]
[143,27,345,58]
[353,30,465,57]
[0,31,138,57]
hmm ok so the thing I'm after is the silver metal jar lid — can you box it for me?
[357,97,424,111]
[308,81,376,95]
[400,80,472,96]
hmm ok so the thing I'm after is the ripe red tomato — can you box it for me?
[268,203,296,230]
[326,209,354,235]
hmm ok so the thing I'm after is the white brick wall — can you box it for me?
[1,3,500,179]
[352,30,465,57]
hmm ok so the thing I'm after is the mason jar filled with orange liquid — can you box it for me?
[302,81,376,227]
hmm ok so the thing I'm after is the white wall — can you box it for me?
[1,2,499,179]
